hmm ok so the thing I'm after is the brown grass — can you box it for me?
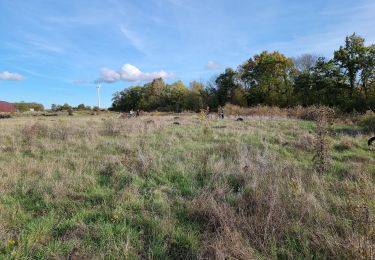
[0,112,374,259]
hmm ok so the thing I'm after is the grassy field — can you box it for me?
[0,113,374,259]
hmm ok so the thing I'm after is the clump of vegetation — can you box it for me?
[0,114,12,119]
[0,114,374,259]
[312,106,335,173]
[357,111,375,133]
[224,103,288,117]
[67,108,74,116]
[14,102,44,112]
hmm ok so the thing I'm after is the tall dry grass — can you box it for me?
[0,112,374,259]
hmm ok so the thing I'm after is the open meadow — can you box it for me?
[0,112,374,259]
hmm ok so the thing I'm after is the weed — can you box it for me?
[312,106,335,173]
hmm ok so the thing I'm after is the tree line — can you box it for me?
[111,33,375,113]
[51,103,94,111]
[14,102,44,112]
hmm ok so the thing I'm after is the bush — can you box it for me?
[224,104,287,117]
[0,113,12,119]
[21,122,49,140]
[357,111,375,133]
[288,106,320,120]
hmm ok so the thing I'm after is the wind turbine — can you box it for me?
[96,81,101,109]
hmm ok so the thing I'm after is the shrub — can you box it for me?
[288,105,321,121]
[101,119,122,136]
[311,106,335,173]
[0,114,12,119]
[21,121,49,139]
[357,111,375,133]
[224,104,287,117]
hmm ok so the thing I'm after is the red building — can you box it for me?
[0,101,16,113]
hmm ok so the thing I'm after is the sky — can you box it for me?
[1,0,375,108]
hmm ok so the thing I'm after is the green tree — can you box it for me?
[77,104,86,110]
[360,44,375,106]
[185,81,204,112]
[162,81,188,112]
[294,57,352,110]
[112,86,144,111]
[293,71,314,106]
[140,78,166,111]
[333,33,375,110]
[312,58,347,108]
[239,51,295,107]
[61,103,71,110]
[232,88,247,106]
[215,68,241,106]
[202,80,219,110]
[334,33,366,96]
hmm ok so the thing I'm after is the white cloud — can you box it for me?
[205,60,222,70]
[99,64,173,83]
[0,71,25,80]
[120,26,146,53]
[100,68,121,83]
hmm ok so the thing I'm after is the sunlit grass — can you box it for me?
[0,113,374,259]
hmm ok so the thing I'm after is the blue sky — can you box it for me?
[1,0,374,108]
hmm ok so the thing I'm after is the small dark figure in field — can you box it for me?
[236,117,244,121]
[136,109,140,117]
[218,106,224,119]
[206,106,210,116]
[368,136,375,146]
[173,122,180,125]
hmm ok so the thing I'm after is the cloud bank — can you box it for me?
[0,71,25,80]
[99,64,173,83]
